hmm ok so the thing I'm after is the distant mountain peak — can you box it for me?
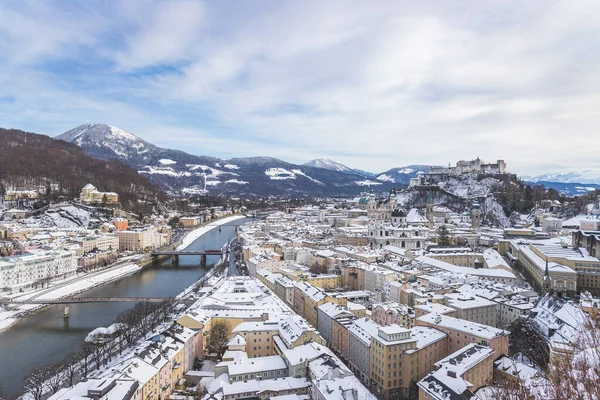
[56,123,155,163]
[522,170,600,185]
[303,158,354,173]
[375,165,430,184]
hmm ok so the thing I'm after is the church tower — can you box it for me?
[543,256,552,295]
[426,190,434,229]
[471,202,482,229]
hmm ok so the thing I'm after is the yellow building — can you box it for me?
[80,183,118,205]
[370,325,449,399]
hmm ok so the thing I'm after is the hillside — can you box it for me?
[375,165,430,184]
[0,128,166,212]
[57,124,393,196]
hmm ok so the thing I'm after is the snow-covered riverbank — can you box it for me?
[0,263,141,331]
[176,214,245,250]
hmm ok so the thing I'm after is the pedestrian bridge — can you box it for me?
[151,250,224,256]
[0,296,171,318]
[0,296,168,305]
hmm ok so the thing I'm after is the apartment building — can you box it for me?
[347,317,380,386]
[0,249,77,291]
[416,313,509,358]
[116,228,167,251]
[232,321,279,358]
[417,344,495,400]
[317,302,353,345]
[371,303,415,328]
[365,267,397,293]
[370,325,449,399]
[443,293,498,328]
[331,317,355,361]
[73,234,119,253]
[274,275,295,306]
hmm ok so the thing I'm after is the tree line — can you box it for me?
[23,299,175,400]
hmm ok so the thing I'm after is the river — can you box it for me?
[0,218,250,399]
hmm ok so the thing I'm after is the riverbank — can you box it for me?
[176,214,245,250]
[0,263,141,332]
[0,216,244,333]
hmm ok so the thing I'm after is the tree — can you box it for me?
[309,262,326,275]
[63,353,79,387]
[437,225,451,247]
[46,363,65,394]
[168,216,180,228]
[546,313,600,399]
[24,367,50,400]
[507,318,549,370]
[206,321,231,357]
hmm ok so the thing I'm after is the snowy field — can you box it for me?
[176,215,246,250]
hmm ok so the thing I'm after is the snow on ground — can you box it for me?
[444,175,500,198]
[0,263,141,331]
[290,169,323,185]
[205,180,221,186]
[140,166,192,177]
[355,180,382,186]
[225,179,248,185]
[158,159,177,165]
[185,164,238,177]
[397,168,415,174]
[265,168,296,180]
[182,187,208,195]
[224,164,239,170]
[27,206,92,228]
[37,264,141,300]
[376,174,395,182]
[176,215,246,250]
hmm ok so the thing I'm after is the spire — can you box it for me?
[543,255,552,295]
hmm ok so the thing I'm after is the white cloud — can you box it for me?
[1,0,600,175]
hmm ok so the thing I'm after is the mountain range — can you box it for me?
[57,124,403,196]
[54,123,600,197]
[522,171,600,185]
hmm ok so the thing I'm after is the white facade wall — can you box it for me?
[0,250,77,290]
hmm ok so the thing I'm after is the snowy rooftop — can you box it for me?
[418,313,509,340]
[418,344,494,399]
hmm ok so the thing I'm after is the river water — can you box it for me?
[0,218,249,399]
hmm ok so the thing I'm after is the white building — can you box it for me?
[368,222,430,250]
[0,249,77,291]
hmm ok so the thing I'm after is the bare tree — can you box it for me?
[63,353,79,387]
[46,363,65,394]
[24,367,49,400]
[508,318,549,370]
[80,344,93,379]
[546,313,600,400]
[206,320,231,357]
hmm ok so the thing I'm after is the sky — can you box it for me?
[1,0,599,176]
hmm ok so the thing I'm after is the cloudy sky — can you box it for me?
[1,0,599,175]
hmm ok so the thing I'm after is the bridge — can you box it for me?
[151,249,226,267]
[0,296,170,318]
[0,297,168,305]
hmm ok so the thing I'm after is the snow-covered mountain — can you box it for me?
[57,124,393,196]
[522,170,600,185]
[303,158,354,173]
[57,123,160,164]
[375,165,430,184]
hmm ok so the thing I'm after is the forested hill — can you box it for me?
[0,128,166,212]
